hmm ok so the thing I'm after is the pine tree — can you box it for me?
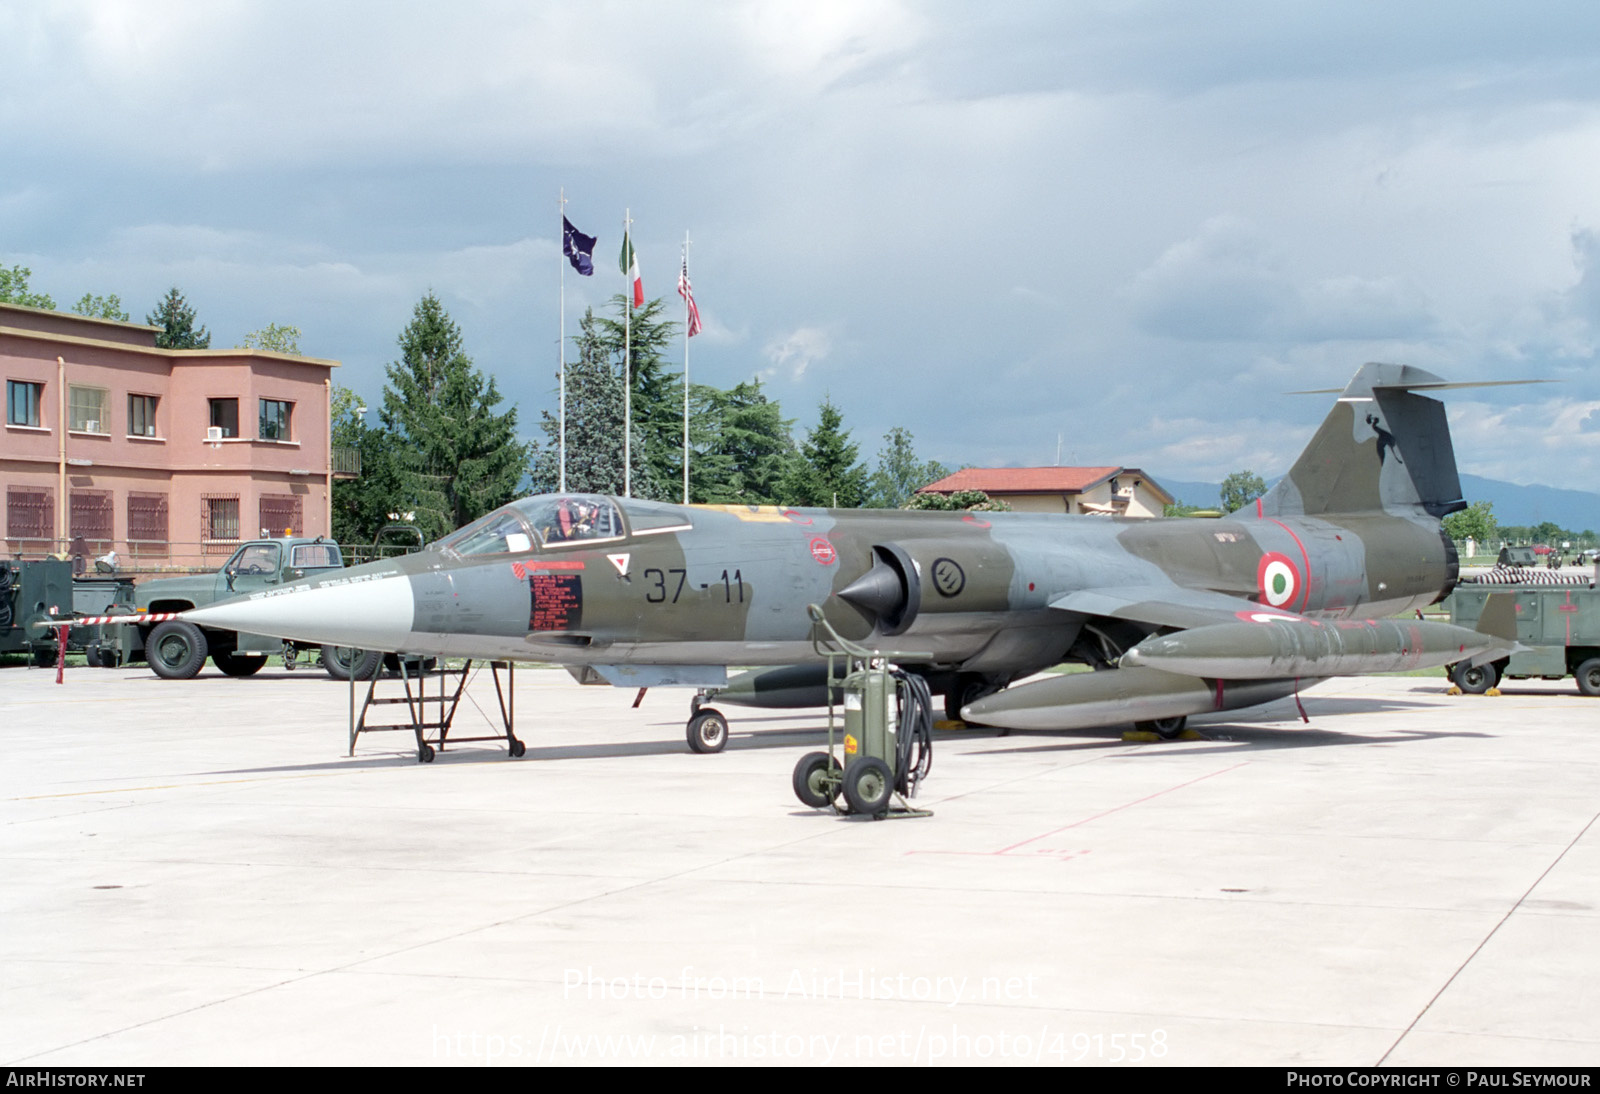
[146,288,210,349]
[780,397,868,508]
[380,293,528,539]
[689,379,798,504]
[528,308,654,497]
[592,294,680,498]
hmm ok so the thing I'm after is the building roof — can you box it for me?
[920,466,1174,505]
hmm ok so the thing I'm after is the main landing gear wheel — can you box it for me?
[792,751,842,808]
[686,708,729,754]
[1451,661,1500,695]
[148,620,208,680]
[1575,658,1600,698]
[842,756,893,818]
[1134,715,1188,740]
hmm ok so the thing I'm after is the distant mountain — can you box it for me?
[1153,473,1600,532]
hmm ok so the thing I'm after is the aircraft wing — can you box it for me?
[1048,585,1299,630]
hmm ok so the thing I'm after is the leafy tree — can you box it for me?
[380,293,529,539]
[779,397,869,508]
[1220,470,1267,513]
[147,287,210,349]
[72,293,129,321]
[903,489,1011,512]
[688,379,798,504]
[241,323,303,355]
[528,307,655,497]
[0,264,55,309]
[866,427,948,509]
[1442,500,1497,551]
[330,385,409,546]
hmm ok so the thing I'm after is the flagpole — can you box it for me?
[681,232,690,505]
[623,208,632,499]
[558,188,567,494]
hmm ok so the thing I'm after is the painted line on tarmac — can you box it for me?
[9,772,346,801]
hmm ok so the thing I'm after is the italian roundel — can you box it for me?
[1256,552,1300,609]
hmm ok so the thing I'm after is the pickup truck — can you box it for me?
[115,537,364,679]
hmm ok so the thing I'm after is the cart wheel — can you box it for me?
[686,708,729,754]
[842,756,893,817]
[1451,661,1499,695]
[509,739,526,758]
[792,751,842,808]
[1135,715,1187,740]
[1576,658,1600,698]
[419,743,435,763]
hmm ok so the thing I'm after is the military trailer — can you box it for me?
[0,558,135,667]
[1446,579,1600,696]
[114,537,355,679]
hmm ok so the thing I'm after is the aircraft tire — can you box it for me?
[148,621,208,680]
[686,708,729,754]
[842,756,893,818]
[1451,661,1499,695]
[1576,658,1600,698]
[792,751,841,808]
[1135,715,1187,740]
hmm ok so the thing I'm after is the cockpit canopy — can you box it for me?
[433,494,639,556]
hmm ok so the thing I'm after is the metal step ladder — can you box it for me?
[347,658,524,763]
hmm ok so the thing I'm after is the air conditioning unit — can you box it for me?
[206,426,223,442]
[84,419,98,432]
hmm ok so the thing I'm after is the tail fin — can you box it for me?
[1255,363,1466,519]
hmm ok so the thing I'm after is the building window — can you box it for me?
[69,385,109,433]
[70,491,113,550]
[6,487,53,545]
[7,380,43,427]
[128,493,168,551]
[202,495,240,544]
[128,394,159,437]
[209,398,239,438]
[259,494,303,537]
[259,399,292,441]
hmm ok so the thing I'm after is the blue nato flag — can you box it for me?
[563,217,597,276]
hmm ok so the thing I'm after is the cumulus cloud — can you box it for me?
[761,326,833,381]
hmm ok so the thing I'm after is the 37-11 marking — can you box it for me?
[644,568,743,604]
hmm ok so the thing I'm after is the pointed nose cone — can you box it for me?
[184,574,417,651]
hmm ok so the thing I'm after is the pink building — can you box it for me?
[1,302,343,569]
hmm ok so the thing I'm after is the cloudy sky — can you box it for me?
[6,1,1600,492]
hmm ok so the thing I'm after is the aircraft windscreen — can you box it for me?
[510,495,623,545]
[437,508,536,557]
[618,498,693,534]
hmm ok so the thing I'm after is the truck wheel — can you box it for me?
[213,651,266,677]
[1451,661,1499,695]
[322,646,381,681]
[148,620,208,680]
[31,645,58,669]
[1576,658,1600,698]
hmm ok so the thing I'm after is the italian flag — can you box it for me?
[619,232,643,308]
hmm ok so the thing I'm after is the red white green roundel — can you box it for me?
[1257,552,1301,608]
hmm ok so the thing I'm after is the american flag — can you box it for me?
[677,256,702,337]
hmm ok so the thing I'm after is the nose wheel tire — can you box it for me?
[686,708,729,753]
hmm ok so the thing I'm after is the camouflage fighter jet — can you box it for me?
[186,363,1518,750]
